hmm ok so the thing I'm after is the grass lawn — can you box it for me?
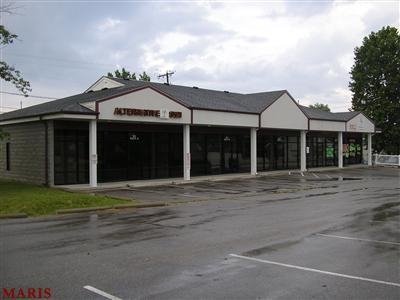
[0,180,133,217]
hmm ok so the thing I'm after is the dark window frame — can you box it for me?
[6,142,10,171]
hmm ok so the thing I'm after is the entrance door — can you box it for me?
[274,136,287,169]
[222,135,238,173]
[343,135,362,165]
[206,134,221,174]
[127,132,151,180]
[257,135,273,171]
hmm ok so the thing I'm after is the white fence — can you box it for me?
[373,154,400,167]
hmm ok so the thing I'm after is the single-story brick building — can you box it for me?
[0,76,376,186]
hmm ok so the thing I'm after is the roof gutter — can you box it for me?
[0,112,97,126]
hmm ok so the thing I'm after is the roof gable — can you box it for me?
[260,93,308,130]
[346,112,375,132]
[97,86,191,124]
[85,76,124,92]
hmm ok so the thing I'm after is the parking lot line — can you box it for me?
[229,254,400,288]
[317,233,400,246]
[84,285,123,300]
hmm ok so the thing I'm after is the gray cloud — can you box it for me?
[1,1,398,113]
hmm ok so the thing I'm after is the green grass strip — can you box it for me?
[0,180,132,217]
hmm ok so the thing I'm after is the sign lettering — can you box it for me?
[113,108,182,119]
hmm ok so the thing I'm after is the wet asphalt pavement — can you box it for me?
[0,167,399,299]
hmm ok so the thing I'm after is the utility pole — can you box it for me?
[158,71,175,84]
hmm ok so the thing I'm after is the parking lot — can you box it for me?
[95,168,381,204]
[1,167,399,299]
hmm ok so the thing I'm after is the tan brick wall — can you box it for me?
[0,122,46,185]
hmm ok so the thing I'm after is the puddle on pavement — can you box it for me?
[371,202,400,222]
[257,196,303,204]
[372,202,400,211]
[372,210,400,221]
[241,240,300,257]
[306,177,362,182]
[305,191,338,198]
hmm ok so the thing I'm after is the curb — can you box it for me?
[56,202,167,215]
[1,202,170,219]
[56,206,112,214]
[131,202,167,208]
[0,213,28,219]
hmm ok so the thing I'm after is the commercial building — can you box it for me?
[0,76,376,186]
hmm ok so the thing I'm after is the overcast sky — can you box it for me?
[1,0,398,113]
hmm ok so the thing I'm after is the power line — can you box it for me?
[0,91,57,100]
[0,105,19,109]
[2,59,112,72]
[4,52,116,67]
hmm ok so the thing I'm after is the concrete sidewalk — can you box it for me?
[59,164,370,192]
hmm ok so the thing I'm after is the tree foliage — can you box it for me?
[0,4,31,140]
[139,71,150,81]
[108,67,136,80]
[349,26,400,154]
[107,68,151,81]
[309,102,331,112]
[0,26,31,95]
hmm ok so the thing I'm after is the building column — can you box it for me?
[250,128,257,175]
[89,119,97,187]
[368,133,372,166]
[183,124,191,181]
[338,131,343,168]
[300,130,307,172]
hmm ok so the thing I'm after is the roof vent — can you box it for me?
[193,86,199,89]
[101,87,108,90]
[163,83,169,85]
[224,90,229,93]
[87,90,94,93]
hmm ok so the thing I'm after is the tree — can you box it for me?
[139,71,150,82]
[349,26,400,154]
[108,67,136,80]
[309,102,331,112]
[107,68,150,81]
[0,4,31,140]
[0,7,31,95]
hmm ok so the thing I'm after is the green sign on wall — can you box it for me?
[326,146,334,158]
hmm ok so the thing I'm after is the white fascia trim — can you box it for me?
[192,109,259,127]
[0,117,41,125]
[41,114,97,120]
[346,130,376,133]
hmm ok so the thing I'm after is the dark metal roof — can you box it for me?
[107,78,287,113]
[0,85,135,121]
[0,78,286,121]
[0,76,366,124]
[299,105,360,121]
